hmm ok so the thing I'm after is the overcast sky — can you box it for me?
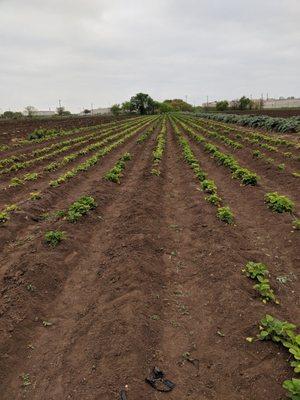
[0,0,299,112]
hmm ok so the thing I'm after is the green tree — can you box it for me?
[238,96,252,110]
[216,100,229,111]
[155,101,174,113]
[24,106,37,117]
[121,101,132,114]
[163,99,193,112]
[130,93,155,115]
[111,104,121,116]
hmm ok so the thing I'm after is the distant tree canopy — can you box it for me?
[238,96,253,110]
[56,106,71,116]
[24,105,37,117]
[1,111,23,119]
[163,99,193,112]
[111,94,194,115]
[111,104,121,116]
[216,100,229,111]
[129,93,155,115]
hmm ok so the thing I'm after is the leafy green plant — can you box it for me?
[30,191,42,200]
[283,378,300,399]
[45,230,66,246]
[278,163,285,171]
[243,261,278,303]
[23,172,38,181]
[9,177,23,187]
[265,192,294,213]
[104,152,132,183]
[0,211,9,223]
[293,219,300,230]
[258,314,300,375]
[206,193,222,206]
[201,179,217,194]
[217,206,234,224]
[67,196,97,222]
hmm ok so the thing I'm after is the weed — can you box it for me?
[45,230,66,246]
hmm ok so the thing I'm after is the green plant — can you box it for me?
[23,172,38,181]
[243,261,278,303]
[104,152,132,183]
[265,192,294,213]
[217,206,234,224]
[206,193,222,206]
[30,191,41,200]
[0,211,9,223]
[283,378,300,399]
[22,373,31,387]
[201,179,217,194]
[258,315,300,375]
[278,163,285,171]
[67,196,97,222]
[9,177,23,186]
[45,230,66,246]
[292,219,300,230]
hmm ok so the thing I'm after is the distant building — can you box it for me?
[202,97,300,109]
[22,110,56,117]
[78,107,111,116]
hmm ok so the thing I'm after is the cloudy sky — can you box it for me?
[0,0,299,112]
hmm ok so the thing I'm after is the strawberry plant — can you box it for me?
[217,206,234,224]
[67,196,97,222]
[45,230,66,246]
[265,192,294,213]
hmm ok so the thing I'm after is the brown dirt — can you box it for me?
[0,116,299,399]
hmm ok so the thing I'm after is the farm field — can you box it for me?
[0,114,299,400]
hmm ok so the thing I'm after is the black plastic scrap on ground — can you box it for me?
[119,366,175,398]
[145,366,176,392]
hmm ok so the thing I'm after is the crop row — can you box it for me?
[2,118,153,191]
[179,115,243,150]
[151,117,167,176]
[174,117,259,185]
[170,117,234,224]
[196,112,300,134]
[104,152,132,184]
[49,117,158,187]
[196,116,298,149]
[0,116,140,170]
[182,116,299,176]
[0,117,133,152]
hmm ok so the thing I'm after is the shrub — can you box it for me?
[45,230,66,246]
[265,192,294,213]
[67,196,97,222]
[217,206,234,224]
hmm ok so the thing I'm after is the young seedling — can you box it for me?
[30,191,42,200]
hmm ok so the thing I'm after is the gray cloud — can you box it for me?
[0,0,299,112]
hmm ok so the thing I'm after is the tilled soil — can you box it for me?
[0,117,299,400]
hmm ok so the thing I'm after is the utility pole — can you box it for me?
[91,103,94,115]
[59,99,61,108]
[185,95,188,103]
[206,96,209,107]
